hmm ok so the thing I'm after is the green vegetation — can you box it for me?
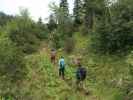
[0,29,27,99]
[0,0,133,99]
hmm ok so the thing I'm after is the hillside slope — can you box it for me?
[22,46,97,100]
[21,33,132,100]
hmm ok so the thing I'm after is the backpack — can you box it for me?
[77,67,87,80]
[60,60,65,68]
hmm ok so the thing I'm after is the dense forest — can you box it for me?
[0,0,133,100]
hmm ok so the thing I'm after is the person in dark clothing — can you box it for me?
[76,64,87,89]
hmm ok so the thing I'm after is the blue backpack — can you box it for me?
[60,60,65,68]
[76,67,87,80]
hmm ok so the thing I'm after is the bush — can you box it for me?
[6,16,40,54]
[0,34,27,98]
[79,24,89,35]
[32,22,49,40]
[64,37,75,53]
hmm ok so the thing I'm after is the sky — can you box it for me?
[0,0,74,22]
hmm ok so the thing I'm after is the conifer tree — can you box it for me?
[73,0,83,26]
[60,0,69,17]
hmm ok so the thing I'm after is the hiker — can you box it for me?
[58,56,65,79]
[76,64,87,90]
[76,56,82,65]
[50,48,56,64]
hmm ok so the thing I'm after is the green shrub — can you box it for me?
[0,34,27,98]
[6,17,40,54]
[64,37,75,53]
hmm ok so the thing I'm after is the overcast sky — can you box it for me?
[0,0,74,22]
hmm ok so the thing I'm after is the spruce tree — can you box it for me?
[59,0,71,35]
[48,14,57,32]
[83,0,106,32]
[83,0,94,30]
[60,0,69,17]
[38,17,43,25]
[73,0,83,26]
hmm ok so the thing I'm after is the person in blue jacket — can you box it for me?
[58,56,65,79]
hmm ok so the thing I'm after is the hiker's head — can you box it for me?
[76,58,81,65]
[51,48,55,51]
[78,64,82,67]
[61,56,64,59]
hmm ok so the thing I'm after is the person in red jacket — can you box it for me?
[50,49,56,64]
